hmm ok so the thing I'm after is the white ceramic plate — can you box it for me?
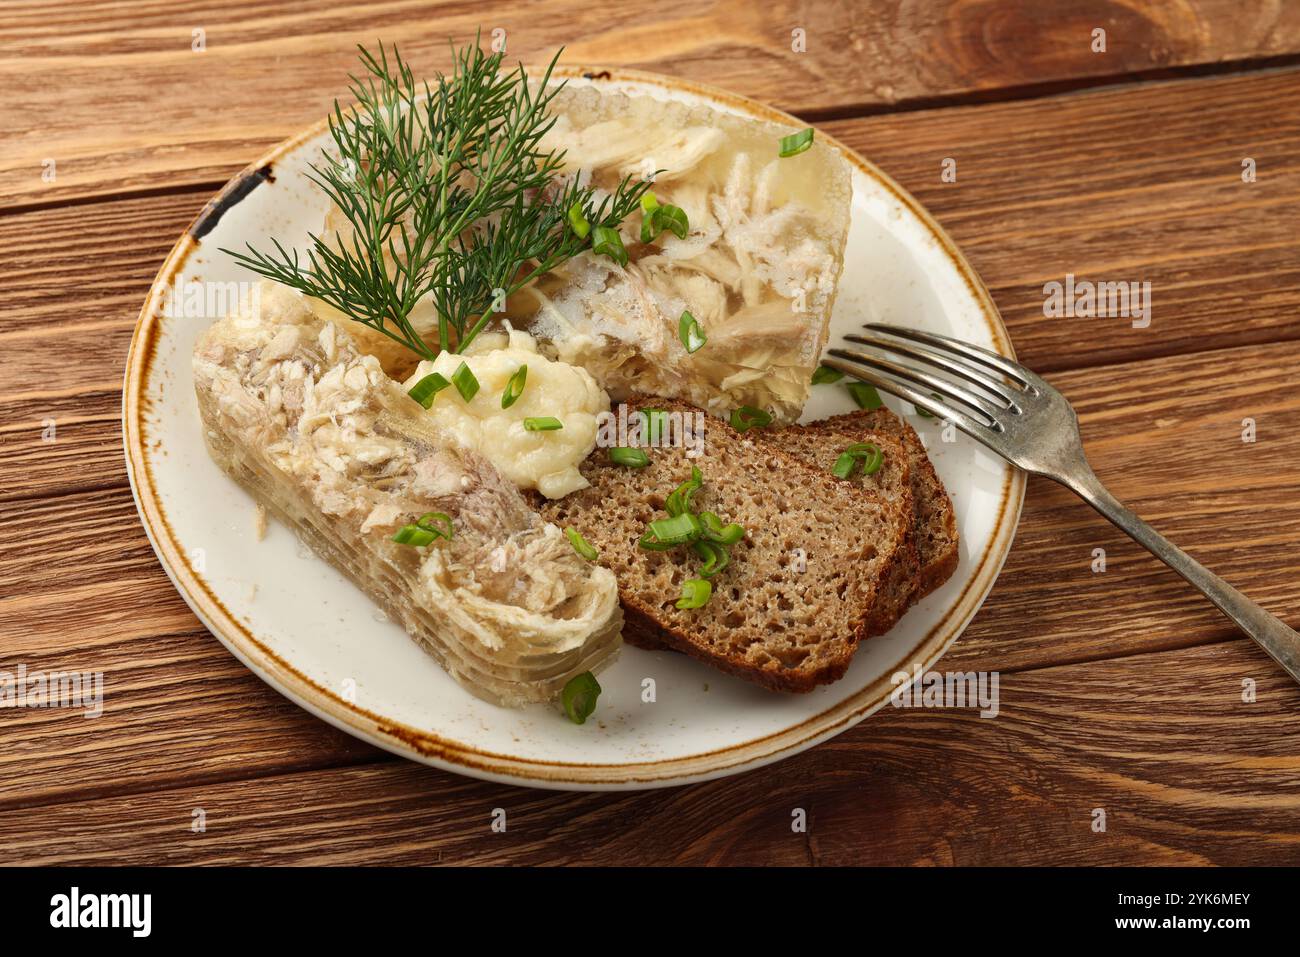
[124,67,1023,790]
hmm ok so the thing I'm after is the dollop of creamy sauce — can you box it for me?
[402,330,609,499]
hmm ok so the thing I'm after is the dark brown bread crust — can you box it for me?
[539,399,914,693]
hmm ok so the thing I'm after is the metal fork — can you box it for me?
[825,322,1300,685]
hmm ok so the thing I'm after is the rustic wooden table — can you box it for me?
[3,1,1300,866]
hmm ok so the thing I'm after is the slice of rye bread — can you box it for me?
[763,424,919,636]
[538,399,915,693]
[631,424,918,639]
[791,407,959,601]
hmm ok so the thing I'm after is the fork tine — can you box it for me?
[822,353,1000,439]
[844,332,1022,410]
[827,348,1003,428]
[862,323,1039,389]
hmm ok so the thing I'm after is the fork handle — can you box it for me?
[1063,467,1300,684]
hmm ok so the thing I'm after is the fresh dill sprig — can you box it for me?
[223,38,652,358]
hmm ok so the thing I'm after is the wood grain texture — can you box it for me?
[825,67,1300,372]
[6,0,1300,867]
[5,0,1300,206]
[1,640,1296,866]
[2,339,1296,812]
[0,193,198,501]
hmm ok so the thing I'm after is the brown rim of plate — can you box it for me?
[122,65,1026,790]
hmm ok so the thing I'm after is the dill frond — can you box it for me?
[224,37,651,358]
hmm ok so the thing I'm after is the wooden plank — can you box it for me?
[0,623,379,811]
[0,192,199,500]
[6,0,1300,206]
[6,67,1300,424]
[825,68,1300,372]
[6,21,1300,837]
[1,639,1295,865]
[0,494,381,809]
[0,191,191,335]
[2,338,1297,807]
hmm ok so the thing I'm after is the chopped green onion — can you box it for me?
[646,512,702,546]
[654,204,689,239]
[640,202,689,243]
[566,202,590,239]
[811,365,844,385]
[846,442,884,476]
[408,371,451,409]
[678,310,707,354]
[848,382,883,410]
[523,416,563,431]
[561,671,601,725]
[665,466,703,517]
[392,511,454,547]
[693,540,731,578]
[640,409,668,444]
[564,526,598,561]
[915,393,942,418]
[676,578,713,610]
[831,442,884,480]
[779,127,815,158]
[501,364,527,409]
[638,192,662,241]
[729,405,772,432]
[392,524,437,546]
[699,511,745,545]
[591,225,628,267]
[451,361,479,402]
[417,512,453,539]
[638,530,679,551]
[608,446,650,468]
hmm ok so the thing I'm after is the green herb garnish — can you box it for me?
[729,406,772,432]
[501,364,527,409]
[637,470,744,583]
[779,127,815,157]
[693,540,731,578]
[915,393,942,418]
[811,365,844,385]
[567,203,590,239]
[408,371,451,408]
[523,416,563,431]
[678,310,707,354]
[591,224,628,267]
[451,361,479,401]
[562,671,601,724]
[639,190,690,244]
[847,382,883,410]
[831,452,857,480]
[647,204,689,242]
[608,447,650,468]
[639,409,668,444]
[665,466,703,517]
[392,511,454,546]
[564,527,598,561]
[699,511,745,545]
[831,442,885,480]
[224,39,652,359]
[645,512,703,546]
[676,578,713,610]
